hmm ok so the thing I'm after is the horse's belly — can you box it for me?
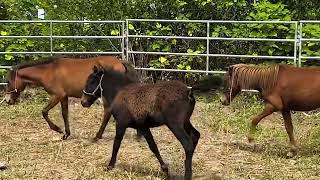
[287,99,320,111]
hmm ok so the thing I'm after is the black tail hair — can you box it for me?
[122,61,139,82]
[191,75,224,92]
[188,88,195,104]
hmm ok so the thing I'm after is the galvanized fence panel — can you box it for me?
[3,19,320,87]
[126,19,298,74]
[0,20,126,85]
[298,20,320,66]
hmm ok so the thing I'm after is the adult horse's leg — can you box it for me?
[61,97,70,140]
[42,95,63,134]
[93,105,112,141]
[168,124,194,180]
[282,111,298,157]
[107,124,126,170]
[247,103,275,143]
[140,128,169,174]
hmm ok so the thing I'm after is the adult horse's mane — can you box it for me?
[230,64,280,95]
[13,56,65,71]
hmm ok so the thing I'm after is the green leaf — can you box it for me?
[0,31,8,36]
[128,24,135,30]
[186,65,191,70]
[151,43,161,50]
[177,64,184,69]
[172,39,177,45]
[187,49,193,53]
[5,54,13,60]
[156,23,162,28]
[111,29,120,35]
[159,57,167,63]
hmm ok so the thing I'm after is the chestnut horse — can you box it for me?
[221,63,320,157]
[5,56,138,140]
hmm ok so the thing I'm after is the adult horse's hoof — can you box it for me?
[247,135,254,143]
[286,149,297,158]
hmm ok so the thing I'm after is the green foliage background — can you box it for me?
[1,0,320,82]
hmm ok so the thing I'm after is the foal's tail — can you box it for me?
[188,87,196,105]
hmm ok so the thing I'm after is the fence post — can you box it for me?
[294,21,298,67]
[50,21,53,56]
[298,22,303,67]
[206,22,210,75]
[125,19,130,64]
[121,21,125,60]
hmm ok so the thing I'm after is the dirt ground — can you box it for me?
[1,93,320,180]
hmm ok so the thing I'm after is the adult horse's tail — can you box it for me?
[121,61,139,82]
[191,75,223,92]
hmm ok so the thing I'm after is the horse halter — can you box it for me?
[6,70,18,94]
[82,74,104,98]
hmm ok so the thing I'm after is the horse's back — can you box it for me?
[113,81,191,120]
[53,56,123,97]
[276,65,320,111]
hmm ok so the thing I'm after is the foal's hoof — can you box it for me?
[161,164,169,175]
[106,165,114,171]
[90,137,100,143]
[61,134,70,140]
[51,126,63,134]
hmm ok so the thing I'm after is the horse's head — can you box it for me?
[5,69,26,105]
[220,65,241,106]
[81,65,104,108]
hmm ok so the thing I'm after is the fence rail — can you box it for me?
[1,19,320,86]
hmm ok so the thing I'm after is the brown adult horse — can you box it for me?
[221,63,320,157]
[5,56,138,140]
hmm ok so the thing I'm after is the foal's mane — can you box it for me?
[230,64,280,95]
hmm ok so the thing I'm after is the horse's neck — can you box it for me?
[18,66,48,86]
[103,79,134,104]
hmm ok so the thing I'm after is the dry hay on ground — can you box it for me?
[1,95,320,179]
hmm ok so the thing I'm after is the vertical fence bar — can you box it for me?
[293,21,298,67]
[121,21,125,60]
[125,19,131,65]
[299,22,303,67]
[50,21,53,56]
[206,22,210,75]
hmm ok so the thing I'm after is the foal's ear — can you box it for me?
[93,65,98,73]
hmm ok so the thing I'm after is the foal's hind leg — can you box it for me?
[184,122,200,149]
[140,128,168,174]
[168,124,194,180]
[42,96,63,134]
[61,97,70,140]
[282,111,298,157]
[247,103,275,143]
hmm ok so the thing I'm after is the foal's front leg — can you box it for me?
[107,125,126,170]
[140,128,169,174]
